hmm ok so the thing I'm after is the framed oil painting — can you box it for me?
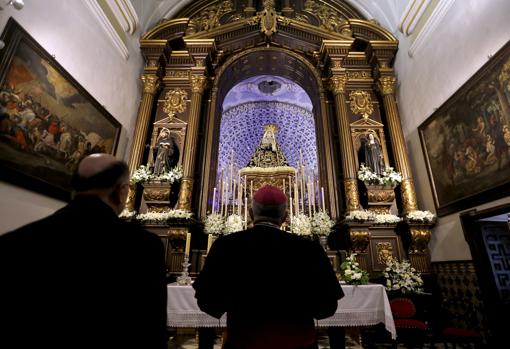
[419,40,510,216]
[0,18,120,200]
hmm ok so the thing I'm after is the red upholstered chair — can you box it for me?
[390,297,434,348]
[440,297,483,349]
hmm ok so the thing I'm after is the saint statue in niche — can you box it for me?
[153,127,180,176]
[248,124,288,168]
[359,132,384,175]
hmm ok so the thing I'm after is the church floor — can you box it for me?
[167,328,448,348]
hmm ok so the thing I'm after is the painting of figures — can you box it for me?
[419,40,510,216]
[0,19,120,200]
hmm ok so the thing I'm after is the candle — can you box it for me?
[212,187,217,213]
[289,180,293,219]
[219,169,224,215]
[206,234,213,254]
[244,197,248,229]
[250,180,253,199]
[244,175,247,199]
[294,181,299,214]
[184,232,191,256]
[311,173,315,214]
[283,178,286,195]
[232,179,237,215]
[307,182,312,216]
[321,187,325,211]
[238,183,242,215]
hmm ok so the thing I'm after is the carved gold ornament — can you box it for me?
[345,179,360,211]
[349,229,370,253]
[190,75,208,93]
[376,242,393,264]
[191,1,234,32]
[329,75,347,95]
[303,0,347,33]
[349,90,374,116]
[163,88,188,119]
[409,226,432,253]
[177,178,193,210]
[141,74,159,95]
[377,76,397,95]
[401,179,418,212]
[260,1,277,38]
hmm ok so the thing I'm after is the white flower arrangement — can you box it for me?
[340,253,369,285]
[384,257,424,294]
[291,213,312,236]
[224,214,244,234]
[204,213,225,235]
[130,165,152,185]
[311,211,335,236]
[119,208,136,219]
[406,210,436,223]
[344,210,376,222]
[380,167,402,187]
[374,214,402,225]
[135,210,193,224]
[358,164,402,187]
[157,165,183,183]
[130,164,183,185]
[357,164,379,184]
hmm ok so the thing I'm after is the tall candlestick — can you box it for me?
[238,183,242,215]
[206,234,213,254]
[244,175,247,199]
[232,179,237,216]
[321,187,325,211]
[289,180,293,219]
[294,181,299,214]
[250,180,253,199]
[307,182,312,216]
[184,232,191,256]
[283,178,286,195]
[311,173,315,214]
[244,197,248,229]
[212,187,217,213]
[219,169,224,215]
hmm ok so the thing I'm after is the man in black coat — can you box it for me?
[0,154,168,349]
[193,185,343,349]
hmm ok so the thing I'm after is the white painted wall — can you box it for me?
[394,0,510,261]
[0,0,144,234]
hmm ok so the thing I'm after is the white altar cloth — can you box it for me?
[167,283,396,339]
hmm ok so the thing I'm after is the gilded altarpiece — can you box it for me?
[127,0,433,278]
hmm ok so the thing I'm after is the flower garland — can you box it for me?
[373,214,402,225]
[344,210,376,222]
[224,214,244,234]
[135,210,193,224]
[290,213,312,236]
[119,208,136,219]
[383,257,423,294]
[203,213,225,235]
[311,211,335,236]
[130,164,183,185]
[340,253,369,285]
[406,210,436,223]
[358,164,402,187]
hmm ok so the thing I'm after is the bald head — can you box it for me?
[72,153,128,192]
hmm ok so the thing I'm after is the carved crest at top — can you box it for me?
[304,0,348,34]
[191,0,235,32]
[163,88,188,120]
[349,90,374,117]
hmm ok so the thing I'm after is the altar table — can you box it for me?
[167,283,396,339]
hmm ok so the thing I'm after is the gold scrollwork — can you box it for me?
[345,178,360,212]
[349,229,370,253]
[190,75,208,93]
[401,179,418,212]
[141,74,160,95]
[260,3,277,38]
[377,76,397,95]
[191,0,234,32]
[376,242,393,264]
[366,187,395,203]
[125,184,136,211]
[409,226,432,253]
[349,90,374,116]
[177,178,193,210]
[167,70,189,79]
[303,0,347,33]
[329,75,347,95]
[143,187,171,202]
[347,71,370,79]
[163,88,188,119]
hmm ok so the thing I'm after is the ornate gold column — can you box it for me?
[329,74,360,212]
[377,75,418,213]
[176,74,208,210]
[128,74,160,175]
